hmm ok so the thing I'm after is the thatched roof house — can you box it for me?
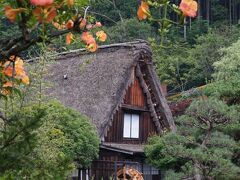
[45,40,175,179]
[46,40,175,137]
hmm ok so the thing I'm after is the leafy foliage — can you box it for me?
[0,48,99,179]
[167,18,209,45]
[0,101,99,179]
[153,25,240,92]
[189,26,240,81]
[151,40,196,92]
[90,0,139,26]
[0,104,46,174]
[105,18,154,43]
[145,98,240,179]
[205,38,240,104]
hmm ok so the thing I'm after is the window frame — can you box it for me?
[123,112,140,139]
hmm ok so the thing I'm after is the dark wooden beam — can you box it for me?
[121,104,149,112]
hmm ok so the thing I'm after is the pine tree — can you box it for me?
[145,98,240,179]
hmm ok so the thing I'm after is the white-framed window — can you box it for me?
[123,113,139,138]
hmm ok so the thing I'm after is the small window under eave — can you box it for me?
[123,113,140,138]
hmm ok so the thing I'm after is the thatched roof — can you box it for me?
[45,40,175,140]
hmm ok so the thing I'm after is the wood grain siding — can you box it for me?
[124,77,145,107]
[105,76,158,143]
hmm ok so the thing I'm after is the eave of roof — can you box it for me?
[100,142,144,155]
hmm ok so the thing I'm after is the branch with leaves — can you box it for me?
[137,0,198,47]
[0,0,107,97]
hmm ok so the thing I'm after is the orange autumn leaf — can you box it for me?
[137,1,149,20]
[3,81,13,88]
[30,0,54,6]
[15,66,25,77]
[79,18,87,29]
[21,75,30,85]
[15,57,24,67]
[179,0,198,17]
[15,58,25,77]
[94,21,102,28]
[2,57,30,85]
[96,30,107,42]
[3,65,14,77]
[67,0,74,7]
[1,88,11,95]
[33,8,43,22]
[81,32,95,44]
[66,19,74,29]
[46,7,57,23]
[66,32,74,45]
[87,42,98,52]
[86,24,93,30]
[52,22,65,30]
[33,7,57,23]
[81,32,98,52]
[4,6,25,22]
[52,22,61,29]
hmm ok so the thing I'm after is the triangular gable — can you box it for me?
[100,43,175,140]
[102,66,166,141]
[104,68,161,143]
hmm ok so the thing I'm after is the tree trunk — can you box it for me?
[184,17,187,41]
[198,0,201,19]
[229,0,232,26]
[190,17,192,30]
[194,161,202,180]
[206,0,210,26]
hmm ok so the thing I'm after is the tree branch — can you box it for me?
[0,29,71,60]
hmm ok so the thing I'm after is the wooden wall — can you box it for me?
[95,75,160,179]
[104,76,158,144]
[124,78,145,107]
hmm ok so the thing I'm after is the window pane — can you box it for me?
[123,113,131,138]
[131,114,139,138]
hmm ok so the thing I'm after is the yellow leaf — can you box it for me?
[22,75,30,85]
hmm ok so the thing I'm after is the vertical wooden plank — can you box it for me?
[124,77,146,107]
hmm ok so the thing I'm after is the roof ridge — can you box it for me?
[27,40,150,62]
[56,39,150,57]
